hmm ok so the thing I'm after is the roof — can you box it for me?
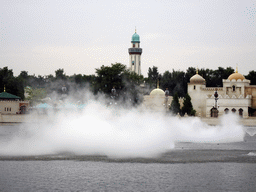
[131,32,140,43]
[228,72,245,81]
[190,74,206,84]
[0,92,21,100]
[150,88,165,96]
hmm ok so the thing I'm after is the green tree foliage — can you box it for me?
[122,71,144,104]
[18,71,29,86]
[161,69,186,97]
[245,70,256,85]
[55,68,66,80]
[170,92,180,115]
[0,67,24,99]
[201,67,234,87]
[146,66,161,88]
[181,93,196,116]
[95,63,126,94]
[1,64,253,107]
[95,63,144,105]
[25,87,47,106]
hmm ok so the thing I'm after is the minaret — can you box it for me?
[128,29,142,75]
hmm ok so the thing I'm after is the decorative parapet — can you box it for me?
[206,94,252,99]
[223,79,251,83]
[201,87,223,91]
[0,100,29,103]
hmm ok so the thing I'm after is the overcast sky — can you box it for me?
[0,0,255,77]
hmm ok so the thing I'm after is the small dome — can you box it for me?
[150,88,165,96]
[228,72,245,81]
[131,32,140,43]
[190,74,205,84]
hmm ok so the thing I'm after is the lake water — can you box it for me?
[0,125,256,191]
[1,161,256,191]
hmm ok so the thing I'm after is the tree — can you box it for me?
[0,66,24,99]
[245,70,256,85]
[18,71,29,86]
[170,92,180,115]
[181,93,196,116]
[122,71,144,105]
[94,63,144,105]
[55,69,66,80]
[161,69,186,97]
[95,63,126,94]
[147,66,160,88]
[25,87,47,106]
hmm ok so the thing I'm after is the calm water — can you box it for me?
[1,161,256,192]
[0,125,256,191]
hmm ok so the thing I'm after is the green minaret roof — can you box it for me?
[131,29,140,43]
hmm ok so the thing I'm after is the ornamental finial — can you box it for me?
[157,79,159,88]
[196,67,198,74]
[135,26,136,33]
[236,64,238,73]
[4,85,6,92]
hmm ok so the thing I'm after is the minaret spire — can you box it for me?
[129,28,142,75]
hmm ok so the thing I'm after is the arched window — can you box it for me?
[239,108,243,117]
[231,108,236,113]
[194,85,196,90]
[232,85,235,91]
[224,108,229,114]
[133,44,135,48]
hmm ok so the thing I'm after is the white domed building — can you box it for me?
[188,69,256,118]
[142,84,183,112]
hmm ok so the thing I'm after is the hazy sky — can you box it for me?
[1,0,255,77]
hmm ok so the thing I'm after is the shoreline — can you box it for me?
[1,149,256,163]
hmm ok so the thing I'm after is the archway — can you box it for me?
[20,105,26,114]
[211,107,218,117]
[231,108,236,113]
[224,108,229,114]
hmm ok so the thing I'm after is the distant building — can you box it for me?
[128,29,142,75]
[143,84,183,112]
[0,88,29,114]
[188,69,256,118]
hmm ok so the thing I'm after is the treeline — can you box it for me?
[148,66,256,97]
[1,64,255,103]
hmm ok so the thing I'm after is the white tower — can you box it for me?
[128,29,142,75]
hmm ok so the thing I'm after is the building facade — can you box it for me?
[0,90,29,114]
[142,85,183,113]
[188,69,256,118]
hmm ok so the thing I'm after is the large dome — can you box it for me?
[228,72,245,81]
[150,88,165,96]
[190,74,205,84]
[131,32,140,43]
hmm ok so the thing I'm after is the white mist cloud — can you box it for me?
[0,95,246,158]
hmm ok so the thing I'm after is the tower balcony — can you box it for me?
[128,48,142,55]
